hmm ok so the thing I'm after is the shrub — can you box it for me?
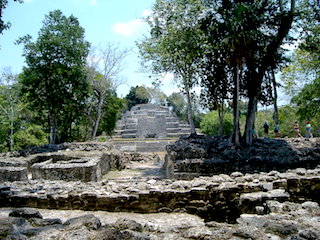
[13,125,48,150]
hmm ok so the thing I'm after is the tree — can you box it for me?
[281,0,320,125]
[200,0,296,145]
[13,124,48,151]
[199,50,233,136]
[281,49,317,96]
[18,10,90,144]
[0,68,19,151]
[145,86,167,105]
[167,91,203,128]
[0,0,22,36]
[167,92,186,120]
[138,0,206,135]
[292,79,320,121]
[87,43,129,139]
[125,85,150,110]
[200,110,233,136]
[98,91,125,136]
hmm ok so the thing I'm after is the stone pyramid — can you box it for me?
[115,104,191,138]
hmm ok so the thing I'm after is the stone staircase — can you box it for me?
[114,104,191,139]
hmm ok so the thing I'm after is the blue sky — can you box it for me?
[0,0,178,97]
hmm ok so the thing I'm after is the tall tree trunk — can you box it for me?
[231,65,240,145]
[49,114,57,144]
[9,101,14,151]
[244,95,258,145]
[218,104,224,136]
[92,92,104,139]
[184,81,196,135]
[271,69,279,124]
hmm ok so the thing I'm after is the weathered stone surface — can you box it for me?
[1,167,319,224]
[63,214,101,230]
[0,199,319,240]
[113,218,143,232]
[165,135,320,178]
[0,218,14,238]
[9,209,42,219]
[28,218,62,227]
[0,167,28,182]
[115,104,191,139]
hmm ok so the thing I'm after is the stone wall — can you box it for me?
[1,168,319,223]
[165,135,320,179]
[0,158,29,182]
[0,167,28,182]
[111,139,176,152]
[0,151,160,182]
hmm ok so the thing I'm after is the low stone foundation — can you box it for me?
[165,136,320,179]
[1,168,319,223]
[111,139,176,152]
[0,150,159,182]
[0,167,28,182]
[31,157,102,182]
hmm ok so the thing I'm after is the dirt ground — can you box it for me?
[102,152,166,180]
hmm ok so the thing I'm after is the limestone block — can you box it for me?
[0,167,28,182]
[31,157,102,182]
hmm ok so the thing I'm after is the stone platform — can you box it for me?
[1,168,319,223]
[165,136,320,179]
[110,138,177,152]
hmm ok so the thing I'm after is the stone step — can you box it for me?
[124,124,138,130]
[122,129,137,134]
[166,123,180,128]
[167,133,190,138]
[166,128,181,133]
[166,117,180,122]
[114,129,123,134]
[125,119,138,124]
[121,134,137,138]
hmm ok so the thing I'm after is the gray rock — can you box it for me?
[255,206,266,215]
[231,172,244,178]
[94,227,123,240]
[182,226,213,239]
[63,214,101,230]
[113,218,143,232]
[3,233,28,240]
[9,209,42,219]
[0,218,14,238]
[298,229,320,240]
[122,230,151,240]
[301,201,319,213]
[233,226,260,239]
[264,222,298,236]
[94,227,150,240]
[28,218,62,227]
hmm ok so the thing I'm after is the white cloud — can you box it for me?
[112,19,145,37]
[142,9,152,17]
[112,9,151,37]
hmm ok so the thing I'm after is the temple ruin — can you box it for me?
[0,126,320,239]
[115,104,191,139]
